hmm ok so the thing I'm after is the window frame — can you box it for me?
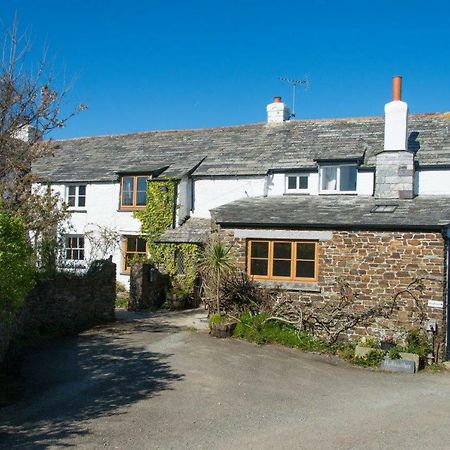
[285,174,310,194]
[119,175,148,210]
[247,240,318,282]
[66,184,87,209]
[319,164,357,194]
[122,235,148,273]
[64,235,85,261]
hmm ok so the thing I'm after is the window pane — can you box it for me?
[251,242,268,258]
[78,196,86,207]
[297,243,315,260]
[136,191,147,206]
[123,177,134,192]
[79,237,84,248]
[273,260,291,277]
[127,237,137,251]
[79,250,85,260]
[122,192,133,206]
[68,196,75,207]
[137,177,147,191]
[296,260,315,279]
[66,249,72,259]
[299,176,308,189]
[68,186,76,196]
[78,185,86,196]
[287,176,297,190]
[250,259,268,276]
[136,238,146,252]
[274,242,291,259]
[321,167,337,191]
[340,166,357,192]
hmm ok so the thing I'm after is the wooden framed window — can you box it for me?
[122,236,147,272]
[120,176,148,209]
[65,235,85,260]
[66,185,86,208]
[247,240,318,282]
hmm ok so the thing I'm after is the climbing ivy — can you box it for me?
[134,179,200,297]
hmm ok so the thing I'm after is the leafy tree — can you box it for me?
[0,209,35,313]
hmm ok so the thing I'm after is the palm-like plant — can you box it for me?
[199,238,235,314]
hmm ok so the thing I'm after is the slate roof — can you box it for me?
[158,218,211,244]
[211,195,450,230]
[32,113,449,182]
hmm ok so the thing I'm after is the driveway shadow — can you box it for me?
[0,333,183,449]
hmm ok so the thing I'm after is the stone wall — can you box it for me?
[219,227,446,343]
[0,259,116,366]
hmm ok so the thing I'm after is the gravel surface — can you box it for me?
[1,308,449,449]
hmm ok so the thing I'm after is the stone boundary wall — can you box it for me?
[0,259,116,367]
[220,227,447,343]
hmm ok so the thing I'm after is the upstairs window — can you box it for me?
[67,185,86,208]
[120,176,148,209]
[320,165,357,193]
[285,174,309,193]
[65,235,85,260]
[248,240,318,282]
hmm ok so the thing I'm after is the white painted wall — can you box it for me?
[415,170,450,195]
[52,182,142,286]
[357,171,375,195]
[192,176,266,218]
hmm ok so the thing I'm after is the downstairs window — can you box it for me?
[248,240,318,282]
[122,236,147,273]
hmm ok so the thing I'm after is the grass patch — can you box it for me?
[208,314,233,327]
[233,313,328,352]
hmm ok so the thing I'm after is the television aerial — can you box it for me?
[278,76,309,118]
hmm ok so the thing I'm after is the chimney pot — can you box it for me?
[392,76,402,101]
[273,96,282,103]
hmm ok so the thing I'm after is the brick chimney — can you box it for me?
[375,76,414,199]
[267,96,291,123]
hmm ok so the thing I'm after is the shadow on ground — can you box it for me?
[0,332,183,449]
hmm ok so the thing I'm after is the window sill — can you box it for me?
[118,207,146,212]
[120,271,131,276]
[254,280,321,292]
[284,192,310,195]
[319,191,357,195]
[68,209,87,213]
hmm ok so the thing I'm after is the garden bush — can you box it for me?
[0,210,35,314]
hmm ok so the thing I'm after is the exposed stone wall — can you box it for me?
[375,150,415,199]
[219,227,446,343]
[0,259,116,366]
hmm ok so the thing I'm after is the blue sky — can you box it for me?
[3,0,450,138]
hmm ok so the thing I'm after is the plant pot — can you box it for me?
[210,321,237,338]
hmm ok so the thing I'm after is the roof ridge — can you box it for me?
[54,112,449,143]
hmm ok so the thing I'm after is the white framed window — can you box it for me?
[285,174,309,193]
[66,185,86,208]
[65,235,85,260]
[319,165,357,193]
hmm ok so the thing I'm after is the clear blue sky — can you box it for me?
[3,0,450,139]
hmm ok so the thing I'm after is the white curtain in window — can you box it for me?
[322,167,337,190]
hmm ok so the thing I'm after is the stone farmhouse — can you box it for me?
[33,77,450,355]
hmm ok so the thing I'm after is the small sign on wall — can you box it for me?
[428,300,444,309]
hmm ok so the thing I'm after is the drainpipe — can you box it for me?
[445,230,450,360]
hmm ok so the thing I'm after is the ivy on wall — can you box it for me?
[134,179,200,296]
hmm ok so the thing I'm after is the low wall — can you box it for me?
[0,259,116,366]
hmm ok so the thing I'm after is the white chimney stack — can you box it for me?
[384,76,408,150]
[267,97,291,123]
[376,76,415,199]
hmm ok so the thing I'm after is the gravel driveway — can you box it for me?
[1,308,449,449]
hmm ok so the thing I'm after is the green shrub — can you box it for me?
[233,313,328,351]
[405,329,430,357]
[209,314,232,327]
[388,344,405,360]
[353,350,386,367]
[0,210,35,314]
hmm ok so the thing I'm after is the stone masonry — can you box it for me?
[219,227,446,346]
[375,150,415,199]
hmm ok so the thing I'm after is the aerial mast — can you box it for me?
[278,76,309,118]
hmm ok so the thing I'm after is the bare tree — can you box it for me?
[0,19,85,260]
